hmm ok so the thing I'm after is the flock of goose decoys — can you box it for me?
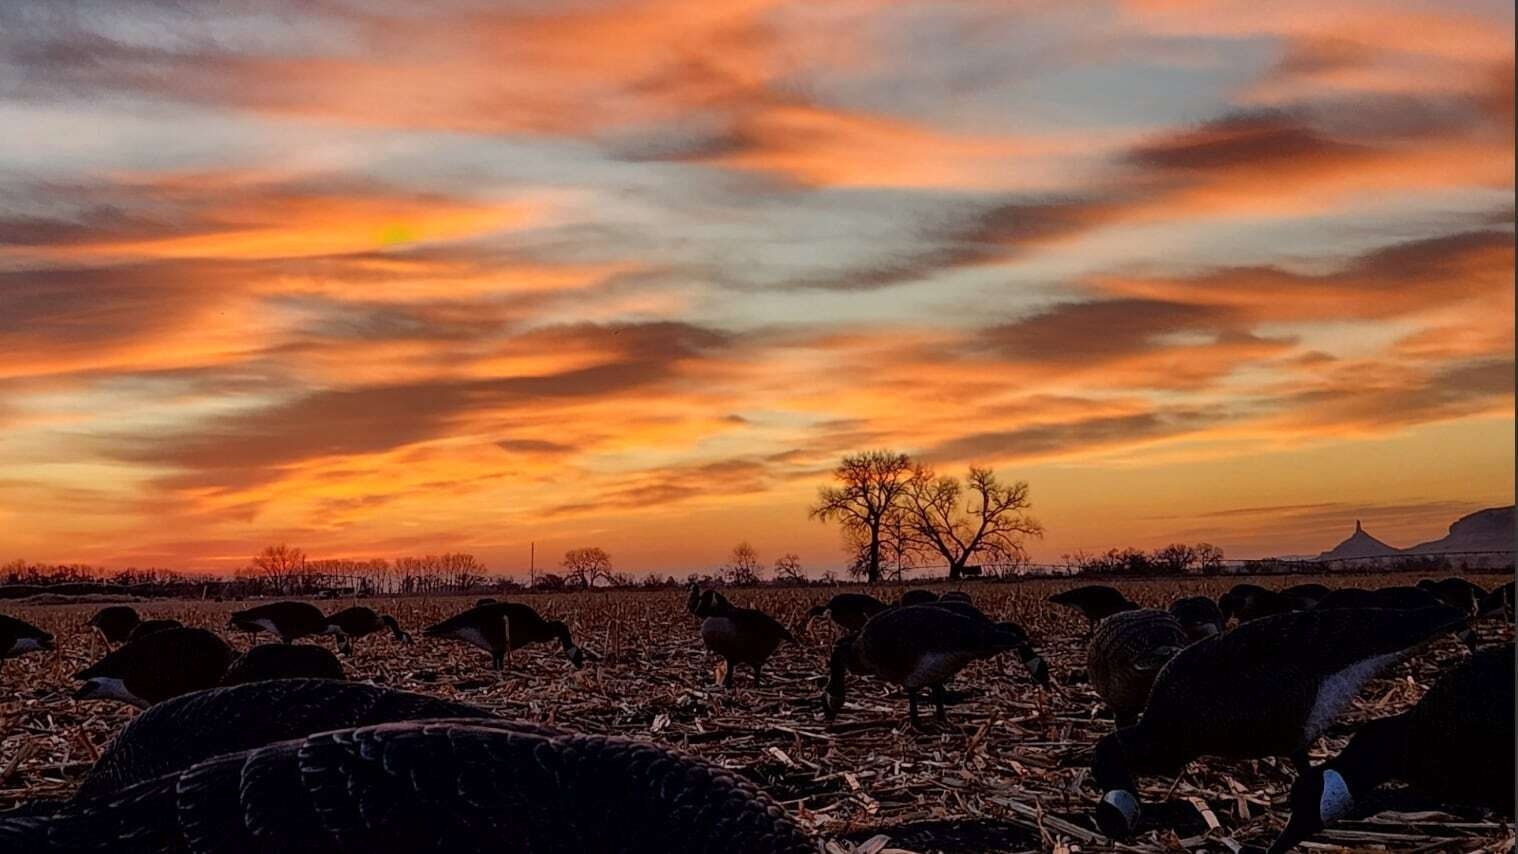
[0,575,1510,852]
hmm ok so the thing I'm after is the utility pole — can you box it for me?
[529,541,535,588]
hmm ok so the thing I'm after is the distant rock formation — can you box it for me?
[1405,505,1516,555]
[1317,519,1401,560]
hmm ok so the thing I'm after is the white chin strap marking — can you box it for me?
[1102,789,1141,826]
[1319,769,1353,822]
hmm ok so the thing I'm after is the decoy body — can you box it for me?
[1316,586,1477,650]
[1479,579,1514,620]
[689,586,795,687]
[424,601,594,671]
[73,627,234,708]
[229,601,330,643]
[126,618,183,641]
[1280,584,1331,608]
[823,604,1028,727]
[805,593,888,633]
[898,589,941,607]
[1168,596,1225,642]
[1268,643,1515,853]
[1416,578,1487,614]
[86,606,141,645]
[1087,609,1188,726]
[5,720,814,853]
[923,599,1049,686]
[1091,606,1466,839]
[1,613,53,661]
[73,679,493,802]
[220,643,345,686]
[1217,584,1301,623]
[1050,585,1137,623]
[324,605,411,655]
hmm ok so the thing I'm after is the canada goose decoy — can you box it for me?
[229,600,329,643]
[86,606,141,645]
[1478,579,1513,620]
[690,587,795,688]
[220,643,345,686]
[1268,643,1515,853]
[1091,605,1467,840]
[1050,585,1137,623]
[898,589,940,607]
[1416,577,1487,614]
[1280,584,1331,607]
[1168,596,1225,642]
[0,613,53,675]
[686,582,734,616]
[73,679,493,801]
[324,605,411,655]
[1316,586,1478,651]
[7,721,814,854]
[126,618,183,641]
[823,605,1029,727]
[1087,610,1188,726]
[424,601,595,671]
[1217,584,1301,623]
[923,599,1050,686]
[73,627,235,708]
[805,593,888,633]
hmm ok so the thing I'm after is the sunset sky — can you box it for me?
[1,0,1512,575]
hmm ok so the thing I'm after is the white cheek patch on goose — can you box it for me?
[1306,653,1398,741]
[1319,769,1353,822]
[9,637,45,654]
[81,677,143,705]
[255,618,280,636]
[1102,789,1141,827]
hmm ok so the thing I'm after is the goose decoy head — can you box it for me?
[820,636,852,720]
[1267,767,1352,854]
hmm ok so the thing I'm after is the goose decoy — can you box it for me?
[1280,584,1331,607]
[939,591,973,604]
[804,593,888,633]
[229,600,330,643]
[898,589,940,607]
[690,587,795,688]
[1217,583,1302,623]
[73,627,234,708]
[1315,586,1478,651]
[1049,585,1137,623]
[1479,579,1513,620]
[220,643,345,686]
[1091,605,1467,840]
[74,679,493,801]
[125,618,183,641]
[423,601,595,671]
[7,721,814,853]
[686,583,733,616]
[324,605,411,655]
[1167,596,1224,642]
[86,606,141,645]
[923,599,1050,686]
[1416,577,1487,614]
[1086,609,1188,726]
[823,604,1029,727]
[0,613,53,674]
[1268,643,1515,853]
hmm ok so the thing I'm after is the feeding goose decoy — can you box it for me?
[689,587,795,688]
[898,589,940,607]
[220,643,345,686]
[229,600,330,643]
[73,627,235,708]
[424,601,595,672]
[1091,605,1467,840]
[0,613,53,676]
[1268,643,1515,853]
[1050,585,1137,623]
[73,679,493,801]
[823,604,1029,727]
[804,592,889,633]
[923,599,1050,686]
[86,606,141,646]
[1167,596,1225,642]
[1217,583,1302,623]
[1087,609,1188,726]
[6,720,814,854]
[324,605,411,655]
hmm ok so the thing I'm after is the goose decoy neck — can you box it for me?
[821,636,854,719]
[545,620,590,667]
[1091,726,1168,840]
[380,614,411,643]
[1268,713,1409,853]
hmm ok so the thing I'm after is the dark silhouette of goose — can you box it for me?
[1416,577,1487,614]
[1091,605,1466,840]
[229,600,330,643]
[1267,643,1515,853]
[5,721,813,853]
[86,606,141,645]
[686,583,734,615]
[1167,596,1224,642]
[1280,583,1331,607]
[1479,579,1513,620]
[1217,583,1301,623]
[823,604,1028,727]
[804,592,888,633]
[1087,610,1188,726]
[688,586,795,688]
[0,613,53,678]
[1050,585,1137,623]
[921,599,1049,686]
[898,589,941,607]
[424,601,595,671]
[324,605,411,655]
[73,679,493,801]
[73,627,234,707]
[1315,586,1477,651]
[126,618,182,641]
[220,643,345,686]
[939,591,973,604]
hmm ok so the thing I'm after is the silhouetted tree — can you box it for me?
[252,544,306,594]
[773,552,805,583]
[903,465,1042,578]
[810,450,914,583]
[1151,543,1198,573]
[562,547,613,588]
[722,541,762,585]
[1195,542,1225,574]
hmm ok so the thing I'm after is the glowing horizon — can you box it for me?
[0,1,1512,575]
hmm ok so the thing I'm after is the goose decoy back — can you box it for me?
[229,600,329,642]
[1086,609,1188,726]
[220,643,345,686]
[1049,585,1136,622]
[73,627,234,707]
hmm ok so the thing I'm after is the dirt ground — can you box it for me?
[1,572,1513,852]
